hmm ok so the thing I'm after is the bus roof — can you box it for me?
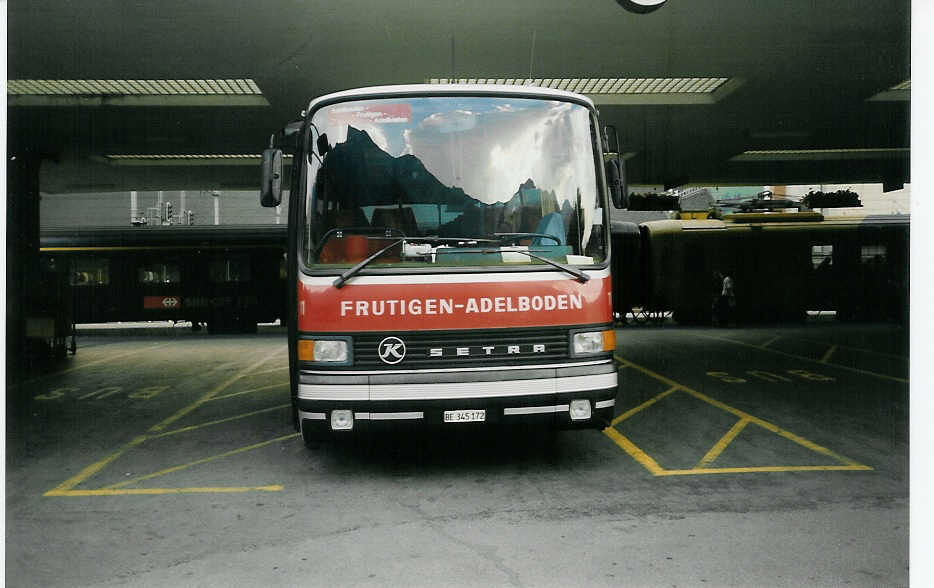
[305,83,596,115]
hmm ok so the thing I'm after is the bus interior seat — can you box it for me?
[371,207,417,237]
[533,212,567,246]
[318,207,372,264]
[326,207,370,229]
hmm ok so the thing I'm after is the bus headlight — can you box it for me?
[314,340,348,362]
[298,338,350,363]
[572,330,616,355]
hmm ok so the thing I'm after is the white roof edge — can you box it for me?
[306,84,595,114]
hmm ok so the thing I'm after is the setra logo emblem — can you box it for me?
[377,336,406,364]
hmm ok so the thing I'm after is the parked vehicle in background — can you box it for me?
[39,225,287,334]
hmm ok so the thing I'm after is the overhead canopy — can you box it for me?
[6,0,910,193]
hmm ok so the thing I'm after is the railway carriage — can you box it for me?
[39,225,288,334]
[612,213,909,324]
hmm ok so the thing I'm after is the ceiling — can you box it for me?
[7,0,911,194]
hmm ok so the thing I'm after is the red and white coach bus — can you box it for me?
[260,84,627,444]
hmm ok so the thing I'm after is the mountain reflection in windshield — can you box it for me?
[317,126,583,243]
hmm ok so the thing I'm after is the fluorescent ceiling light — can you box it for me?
[730,148,909,162]
[8,79,268,106]
[868,79,910,102]
[426,77,741,104]
[103,154,292,166]
[428,77,727,93]
[8,79,263,95]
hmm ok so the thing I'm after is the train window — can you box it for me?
[209,256,252,283]
[860,245,887,264]
[137,263,181,284]
[811,245,833,270]
[70,257,110,286]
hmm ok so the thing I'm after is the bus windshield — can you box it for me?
[302,95,607,270]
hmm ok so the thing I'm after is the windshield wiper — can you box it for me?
[493,232,562,245]
[417,236,500,245]
[332,236,497,288]
[488,233,587,282]
[478,248,590,283]
[333,238,405,288]
[333,236,589,288]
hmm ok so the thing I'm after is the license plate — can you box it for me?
[443,409,486,423]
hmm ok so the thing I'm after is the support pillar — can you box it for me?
[6,152,43,392]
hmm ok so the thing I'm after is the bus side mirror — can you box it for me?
[603,125,628,209]
[316,133,331,157]
[606,157,628,209]
[260,148,283,207]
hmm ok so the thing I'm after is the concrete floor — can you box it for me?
[6,321,909,587]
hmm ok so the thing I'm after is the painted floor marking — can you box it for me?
[603,427,665,475]
[149,404,291,439]
[44,346,293,497]
[250,365,290,377]
[147,350,283,434]
[605,354,872,476]
[761,335,781,349]
[103,433,300,490]
[208,381,288,402]
[820,345,838,363]
[793,336,909,361]
[695,333,909,384]
[610,386,680,427]
[47,486,285,497]
[45,435,150,495]
[696,417,751,468]
[15,343,172,386]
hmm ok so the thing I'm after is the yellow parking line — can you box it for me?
[820,345,838,363]
[149,404,291,439]
[608,354,873,475]
[149,346,286,432]
[45,345,286,496]
[44,436,149,496]
[680,387,865,467]
[45,486,284,497]
[602,427,666,475]
[793,337,908,361]
[761,336,781,349]
[208,382,288,402]
[17,343,172,385]
[610,386,679,427]
[614,355,681,389]
[768,423,865,467]
[695,333,908,383]
[104,433,300,490]
[249,366,290,377]
[696,417,751,468]
[655,464,872,476]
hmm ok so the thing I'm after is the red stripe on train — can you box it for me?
[143,296,181,309]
